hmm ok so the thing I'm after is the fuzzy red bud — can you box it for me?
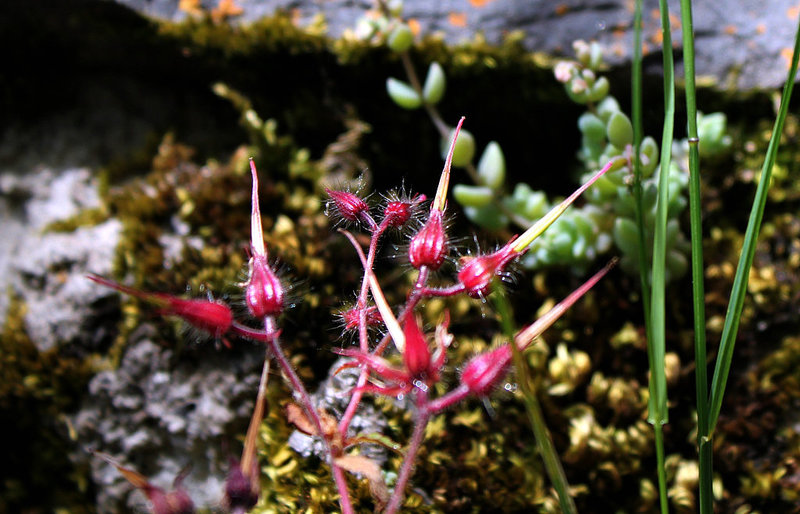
[460,344,512,397]
[341,305,382,331]
[147,488,195,514]
[408,210,447,270]
[383,193,425,228]
[457,243,520,298]
[326,189,369,222]
[87,275,233,338]
[384,201,412,227]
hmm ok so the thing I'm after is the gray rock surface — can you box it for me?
[0,166,121,352]
[75,337,263,511]
[113,0,800,91]
[288,357,389,465]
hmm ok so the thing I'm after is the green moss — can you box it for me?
[12,5,800,511]
[0,294,95,512]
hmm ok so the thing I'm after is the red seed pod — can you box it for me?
[457,243,520,298]
[460,344,512,397]
[326,189,369,222]
[86,274,233,338]
[402,315,433,380]
[165,298,234,338]
[408,210,447,270]
[245,254,284,318]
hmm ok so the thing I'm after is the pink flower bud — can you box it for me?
[245,255,284,317]
[460,344,512,397]
[326,189,369,222]
[383,193,425,228]
[384,201,412,227]
[408,210,447,270]
[457,243,520,298]
[402,315,433,380]
[340,305,382,331]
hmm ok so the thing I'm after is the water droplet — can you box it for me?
[504,382,518,393]
[413,379,428,392]
[396,393,405,402]
[596,19,607,31]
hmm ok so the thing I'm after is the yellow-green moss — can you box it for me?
[0,294,95,512]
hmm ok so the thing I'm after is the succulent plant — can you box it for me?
[450,40,732,282]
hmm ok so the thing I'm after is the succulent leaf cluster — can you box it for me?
[451,40,732,281]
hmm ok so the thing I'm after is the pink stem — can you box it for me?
[425,383,471,413]
[339,223,388,436]
[385,390,432,514]
[264,316,355,514]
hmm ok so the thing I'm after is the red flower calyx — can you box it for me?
[460,344,512,397]
[408,210,448,270]
[245,254,284,318]
[457,239,522,298]
[326,189,370,223]
[382,193,426,228]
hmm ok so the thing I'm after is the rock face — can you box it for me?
[0,167,121,352]
[1,0,795,511]
[112,0,800,91]
[75,337,262,512]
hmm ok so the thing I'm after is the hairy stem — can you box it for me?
[385,390,432,514]
[264,317,355,514]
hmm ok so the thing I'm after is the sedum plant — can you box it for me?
[458,40,731,281]
[370,10,732,281]
[87,120,617,513]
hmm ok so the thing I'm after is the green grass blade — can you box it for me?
[707,13,800,433]
[632,0,651,329]
[491,285,577,514]
[649,1,677,511]
[677,0,713,512]
[651,0,675,429]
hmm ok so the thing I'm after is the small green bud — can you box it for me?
[442,127,476,167]
[606,111,633,148]
[422,62,446,105]
[638,136,659,176]
[581,68,596,85]
[477,141,506,190]
[597,96,621,122]
[387,23,414,52]
[587,76,609,102]
[613,217,640,257]
[452,184,494,208]
[573,40,591,65]
[578,112,606,142]
[589,42,604,69]
[697,112,731,157]
[386,78,422,109]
